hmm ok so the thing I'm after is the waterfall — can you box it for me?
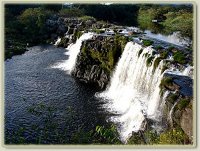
[182,65,193,78]
[96,42,165,143]
[51,32,94,73]
[54,37,61,46]
[168,100,179,127]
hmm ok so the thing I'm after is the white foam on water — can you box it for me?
[51,32,94,74]
[96,42,165,143]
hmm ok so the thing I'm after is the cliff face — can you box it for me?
[72,35,128,89]
[161,73,193,141]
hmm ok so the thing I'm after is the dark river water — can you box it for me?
[5,45,107,144]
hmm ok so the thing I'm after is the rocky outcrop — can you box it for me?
[161,73,193,141]
[71,35,128,89]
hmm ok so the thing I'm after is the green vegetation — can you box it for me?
[160,77,173,88]
[177,98,190,110]
[146,56,154,66]
[166,93,179,104]
[142,39,154,46]
[173,51,186,64]
[159,128,189,144]
[161,65,168,73]
[160,50,168,59]
[138,5,193,39]
[78,15,95,21]
[138,49,143,57]
[58,8,85,17]
[153,57,161,71]
[91,29,105,34]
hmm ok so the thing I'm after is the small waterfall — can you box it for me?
[54,37,61,46]
[182,65,193,78]
[96,42,165,143]
[51,32,94,73]
[168,100,179,127]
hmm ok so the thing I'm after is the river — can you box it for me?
[5,45,107,144]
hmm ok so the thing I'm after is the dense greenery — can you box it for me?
[142,39,154,46]
[77,4,139,26]
[138,4,193,39]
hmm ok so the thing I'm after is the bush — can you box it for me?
[166,93,179,104]
[79,15,95,21]
[59,8,85,17]
[177,98,190,110]
[159,128,189,144]
[160,50,168,59]
[142,39,154,46]
[173,51,186,64]
[19,7,53,43]
[160,77,173,88]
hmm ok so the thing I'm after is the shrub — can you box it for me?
[142,39,154,46]
[155,45,164,50]
[177,98,190,110]
[78,15,95,21]
[59,8,85,17]
[160,50,168,59]
[160,77,173,88]
[166,93,179,104]
[92,29,104,34]
[173,51,186,64]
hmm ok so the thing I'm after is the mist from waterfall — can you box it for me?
[51,32,94,73]
[96,42,166,143]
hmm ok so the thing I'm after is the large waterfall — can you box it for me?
[51,32,94,73]
[96,42,166,143]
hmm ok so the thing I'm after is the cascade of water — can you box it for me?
[51,32,94,73]
[182,65,193,78]
[96,42,165,143]
[54,37,61,46]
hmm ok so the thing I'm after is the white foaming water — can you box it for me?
[51,32,94,73]
[96,42,165,143]
[145,30,191,47]
[182,65,193,78]
[54,37,61,46]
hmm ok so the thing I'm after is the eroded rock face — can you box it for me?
[180,107,193,140]
[71,35,128,89]
[162,73,193,140]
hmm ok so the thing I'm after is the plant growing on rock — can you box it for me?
[153,57,161,71]
[160,77,173,89]
[177,98,190,110]
[166,93,179,104]
[146,56,154,66]
[138,49,143,57]
[142,39,154,46]
[173,51,186,64]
